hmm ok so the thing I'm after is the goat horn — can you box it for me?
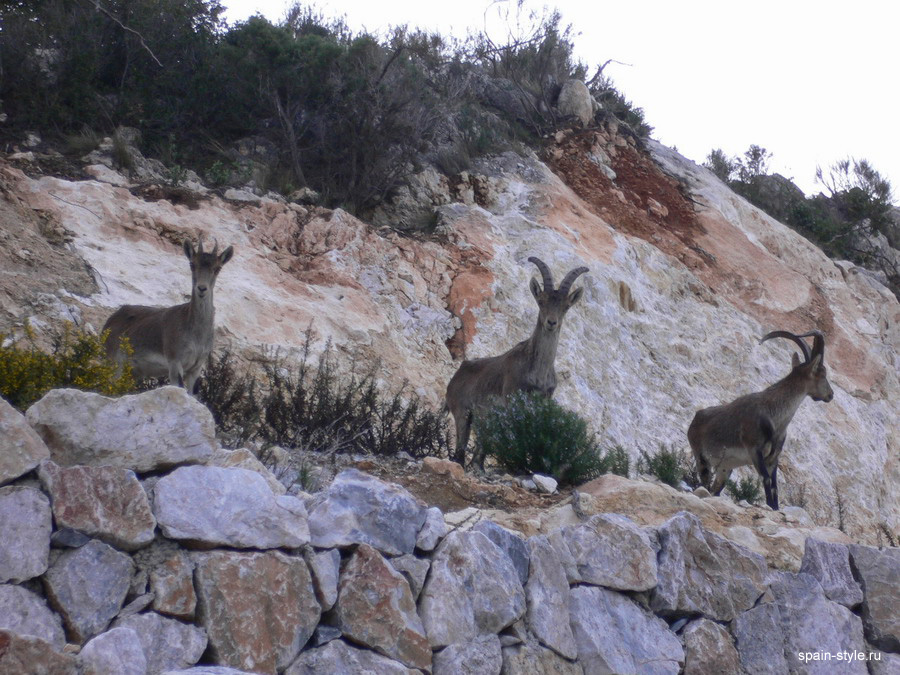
[794,329,825,360]
[760,330,812,364]
[558,266,589,296]
[528,257,554,291]
[212,237,219,256]
[197,235,204,255]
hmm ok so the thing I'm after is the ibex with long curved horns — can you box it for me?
[446,257,588,468]
[688,330,833,510]
[103,238,234,393]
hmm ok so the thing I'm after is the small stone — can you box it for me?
[532,474,558,494]
[416,506,448,552]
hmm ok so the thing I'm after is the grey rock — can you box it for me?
[153,465,309,549]
[532,474,558,494]
[416,506,448,552]
[162,669,256,675]
[419,530,526,648]
[473,520,530,586]
[850,544,900,652]
[286,639,417,675]
[0,397,50,486]
[113,612,207,674]
[556,79,593,126]
[79,627,147,675]
[312,625,342,646]
[681,618,740,675]
[434,634,502,675]
[0,630,77,674]
[51,528,92,548]
[525,535,577,660]
[0,486,51,582]
[550,513,657,591]
[307,469,427,555]
[501,640,583,675]
[304,547,340,611]
[650,511,767,621]
[0,583,65,647]
[731,603,790,675]
[26,388,215,473]
[43,539,134,642]
[868,649,900,675]
[800,538,863,607]
[569,585,683,675]
[389,553,430,600]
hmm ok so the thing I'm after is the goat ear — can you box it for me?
[530,277,542,299]
[791,352,801,369]
[219,246,234,265]
[567,286,584,307]
[183,240,194,260]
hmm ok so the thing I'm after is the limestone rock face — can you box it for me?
[38,460,156,551]
[525,535,577,660]
[307,469,427,555]
[0,584,66,647]
[113,612,207,674]
[681,618,741,675]
[849,545,900,651]
[26,388,215,473]
[153,465,309,549]
[433,634,502,675]
[285,639,417,675]
[334,543,431,670]
[799,538,863,607]
[569,585,683,675]
[549,513,657,591]
[43,538,134,643]
[192,549,320,674]
[78,627,147,675]
[0,630,77,674]
[0,486,51,582]
[419,530,526,648]
[651,512,767,621]
[0,398,50,486]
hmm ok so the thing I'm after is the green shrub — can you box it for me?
[0,324,135,410]
[725,475,762,505]
[637,445,689,489]
[596,444,630,477]
[472,390,603,485]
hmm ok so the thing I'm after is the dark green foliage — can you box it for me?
[637,445,688,489]
[472,390,604,485]
[596,444,630,477]
[195,332,450,457]
[725,475,762,505]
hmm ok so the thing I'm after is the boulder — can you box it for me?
[434,634,502,675]
[556,80,593,126]
[389,554,430,600]
[849,545,900,652]
[153,465,309,549]
[285,639,417,675]
[525,535,577,660]
[419,530,526,648]
[0,486,51,582]
[549,513,657,591]
[113,612,207,674]
[651,512,767,620]
[78,627,147,675]
[43,538,134,643]
[204,448,286,495]
[0,630,77,674]
[416,506,448,552]
[569,585,683,675]
[306,469,427,555]
[731,603,790,675]
[0,397,50,486]
[38,460,156,551]
[532,474,558,494]
[681,619,741,675]
[193,549,320,674]
[473,520,530,586]
[150,549,197,619]
[800,538,863,607]
[0,584,66,647]
[335,544,431,670]
[26,388,215,473]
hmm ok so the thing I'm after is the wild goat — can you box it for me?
[445,257,588,468]
[687,330,833,510]
[103,238,234,392]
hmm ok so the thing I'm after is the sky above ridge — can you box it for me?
[221,0,900,198]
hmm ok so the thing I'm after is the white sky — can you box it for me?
[221,0,900,198]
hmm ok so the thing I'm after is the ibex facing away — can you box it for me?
[103,239,234,392]
[688,330,833,510]
[446,257,588,468]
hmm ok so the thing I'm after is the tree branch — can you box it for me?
[81,0,163,67]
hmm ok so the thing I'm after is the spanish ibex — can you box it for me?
[103,238,234,392]
[446,257,588,468]
[687,330,833,510]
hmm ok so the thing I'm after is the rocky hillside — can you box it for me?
[1,387,898,674]
[0,124,897,544]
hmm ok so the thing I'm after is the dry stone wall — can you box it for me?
[0,387,897,674]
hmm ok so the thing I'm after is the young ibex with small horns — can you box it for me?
[103,238,234,393]
[446,257,588,468]
[688,330,833,510]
